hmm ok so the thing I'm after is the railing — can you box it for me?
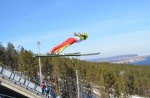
[0,64,99,98]
[0,64,57,98]
[0,93,15,98]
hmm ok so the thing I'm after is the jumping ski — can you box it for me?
[33,52,100,57]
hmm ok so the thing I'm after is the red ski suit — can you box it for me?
[50,38,76,54]
[50,33,86,54]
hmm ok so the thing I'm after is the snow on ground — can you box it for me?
[131,95,147,98]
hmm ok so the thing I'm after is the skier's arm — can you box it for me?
[74,32,78,36]
[74,32,81,36]
[74,32,84,41]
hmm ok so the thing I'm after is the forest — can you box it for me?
[0,42,150,97]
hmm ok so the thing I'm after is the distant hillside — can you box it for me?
[87,54,147,64]
[131,56,150,65]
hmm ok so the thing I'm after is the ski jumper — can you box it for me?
[50,35,85,54]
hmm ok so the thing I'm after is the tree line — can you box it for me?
[0,42,150,97]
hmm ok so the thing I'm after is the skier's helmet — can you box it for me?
[82,33,88,40]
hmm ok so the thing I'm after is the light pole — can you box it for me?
[76,70,80,98]
[38,42,42,85]
[120,71,125,97]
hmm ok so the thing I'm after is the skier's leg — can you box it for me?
[56,45,70,54]
[56,38,76,53]
[50,38,76,54]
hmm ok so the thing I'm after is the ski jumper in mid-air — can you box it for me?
[50,32,88,54]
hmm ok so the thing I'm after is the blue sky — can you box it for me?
[0,0,150,59]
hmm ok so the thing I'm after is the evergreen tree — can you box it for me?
[5,42,18,69]
[0,42,6,64]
